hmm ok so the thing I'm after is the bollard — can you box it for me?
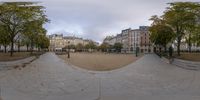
[0,86,2,100]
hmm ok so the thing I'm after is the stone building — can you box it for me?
[48,34,98,51]
[103,26,152,53]
[121,28,131,52]
[103,36,116,45]
[130,29,141,52]
[139,26,152,53]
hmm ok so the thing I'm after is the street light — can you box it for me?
[136,47,139,57]
[67,41,70,58]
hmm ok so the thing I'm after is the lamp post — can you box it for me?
[67,41,70,58]
[136,47,139,57]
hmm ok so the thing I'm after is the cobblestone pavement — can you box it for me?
[0,52,200,100]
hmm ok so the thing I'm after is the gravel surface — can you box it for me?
[58,53,140,71]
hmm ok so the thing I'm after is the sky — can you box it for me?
[2,0,200,43]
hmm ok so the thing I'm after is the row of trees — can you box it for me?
[63,42,97,52]
[0,2,49,56]
[98,42,123,53]
[63,42,123,53]
[149,2,200,56]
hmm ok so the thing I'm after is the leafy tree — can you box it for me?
[163,2,200,55]
[149,15,163,25]
[0,2,48,56]
[149,16,175,52]
[76,43,84,52]
[21,35,31,52]
[99,43,110,52]
[85,42,96,50]
[68,44,76,49]
[15,34,24,52]
[23,16,49,54]
[192,26,200,47]
[0,25,10,53]
[36,34,49,51]
[113,43,123,53]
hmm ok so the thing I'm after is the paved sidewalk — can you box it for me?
[0,52,200,100]
[0,56,36,70]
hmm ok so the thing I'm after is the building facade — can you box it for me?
[48,34,98,51]
[103,26,152,53]
[139,26,152,53]
[121,28,131,52]
[130,29,141,52]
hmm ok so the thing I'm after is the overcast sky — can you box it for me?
[2,0,200,42]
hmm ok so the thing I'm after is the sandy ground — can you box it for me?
[0,52,31,61]
[58,52,140,71]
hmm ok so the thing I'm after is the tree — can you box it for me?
[149,17,175,52]
[15,34,24,52]
[23,14,49,54]
[36,34,50,51]
[113,43,123,53]
[68,44,76,49]
[85,42,97,50]
[163,2,200,56]
[21,35,31,52]
[0,2,48,56]
[149,15,163,25]
[192,26,200,47]
[76,43,84,52]
[0,25,10,53]
[99,43,110,52]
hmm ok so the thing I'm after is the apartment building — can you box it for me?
[103,36,116,45]
[121,28,131,52]
[48,34,98,51]
[139,26,152,53]
[130,29,141,52]
[103,26,152,53]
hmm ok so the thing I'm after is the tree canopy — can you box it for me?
[150,2,200,55]
[0,1,49,56]
[149,16,175,51]
[113,43,123,53]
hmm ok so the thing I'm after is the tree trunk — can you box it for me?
[18,44,20,52]
[10,40,14,56]
[164,45,167,53]
[4,45,7,53]
[159,47,162,53]
[188,34,191,53]
[177,38,181,56]
[30,41,34,54]
[159,47,162,58]
[26,44,29,52]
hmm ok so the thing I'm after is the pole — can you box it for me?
[0,85,2,100]
[136,47,139,57]
[68,41,70,58]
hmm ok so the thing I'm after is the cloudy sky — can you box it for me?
[3,0,200,42]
